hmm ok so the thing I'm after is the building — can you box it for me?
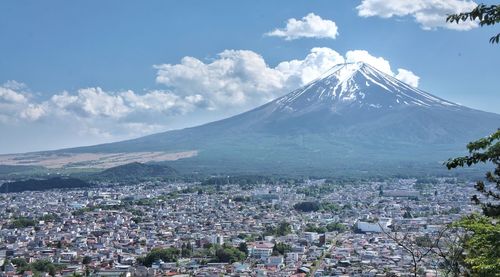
[248,241,274,259]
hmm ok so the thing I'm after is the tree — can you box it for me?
[380,223,447,277]
[181,242,193,257]
[82,256,92,265]
[453,214,500,275]
[431,225,469,276]
[212,245,246,263]
[446,129,500,217]
[445,5,500,276]
[447,4,500,43]
[139,247,180,267]
[237,242,248,255]
[293,201,320,212]
[272,242,291,256]
[9,217,36,229]
[326,222,347,233]
[16,260,65,276]
[263,221,292,237]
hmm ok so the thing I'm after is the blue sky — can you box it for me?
[0,0,498,153]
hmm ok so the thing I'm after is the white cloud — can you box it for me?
[155,48,347,111]
[396,68,420,87]
[155,50,287,110]
[154,48,420,111]
[0,48,421,148]
[0,82,32,124]
[0,86,27,103]
[20,104,47,121]
[343,50,420,86]
[276,47,346,85]
[2,80,27,90]
[357,0,478,30]
[67,87,130,118]
[266,13,339,40]
[345,50,392,75]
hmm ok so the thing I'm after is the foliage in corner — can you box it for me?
[446,129,500,217]
[447,4,500,44]
[453,214,500,275]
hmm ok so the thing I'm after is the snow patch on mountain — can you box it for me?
[274,62,461,113]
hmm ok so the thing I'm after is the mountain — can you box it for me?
[95,162,178,181]
[43,63,500,174]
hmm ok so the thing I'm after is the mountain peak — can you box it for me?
[274,62,461,113]
[29,60,499,174]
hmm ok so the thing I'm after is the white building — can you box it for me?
[248,241,274,259]
[210,234,224,245]
[356,217,392,233]
[304,232,319,242]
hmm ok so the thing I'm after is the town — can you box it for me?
[0,178,477,276]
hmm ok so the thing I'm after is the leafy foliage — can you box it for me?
[95,162,178,182]
[304,222,346,234]
[8,217,36,229]
[263,221,292,237]
[454,214,500,275]
[293,201,340,213]
[40,214,60,222]
[447,4,500,43]
[137,247,180,266]
[272,242,291,255]
[82,256,92,265]
[446,129,500,217]
[212,245,246,263]
[13,259,65,276]
[11,258,28,268]
[326,222,347,233]
[445,6,500,276]
[0,177,92,193]
[305,224,327,234]
[237,242,248,255]
[294,201,320,212]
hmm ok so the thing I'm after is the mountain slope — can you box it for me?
[52,63,500,174]
[95,162,178,180]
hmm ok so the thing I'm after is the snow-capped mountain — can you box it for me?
[56,62,500,174]
[274,62,460,112]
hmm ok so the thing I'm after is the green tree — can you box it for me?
[181,242,193,258]
[139,247,180,267]
[11,258,28,268]
[305,223,327,234]
[276,221,292,236]
[445,5,500,276]
[326,222,347,233]
[446,129,500,216]
[9,217,36,229]
[212,245,246,263]
[82,256,92,265]
[454,214,500,275]
[447,4,500,43]
[293,201,320,212]
[237,242,248,255]
[17,260,64,276]
[272,242,291,255]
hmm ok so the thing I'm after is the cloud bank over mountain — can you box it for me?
[0,48,419,152]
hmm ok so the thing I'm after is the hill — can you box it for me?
[94,162,178,181]
[0,177,93,193]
